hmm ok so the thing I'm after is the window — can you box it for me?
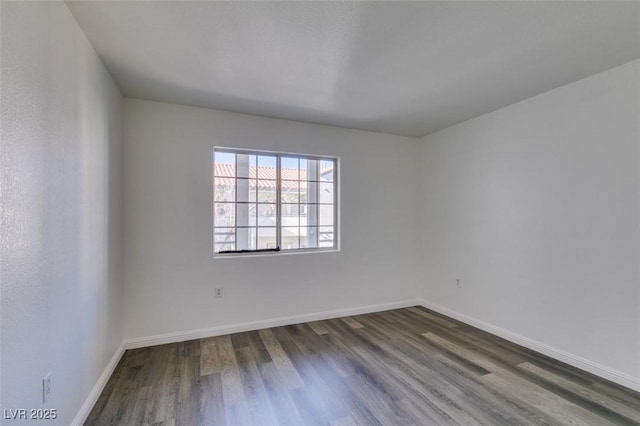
[214,148,338,255]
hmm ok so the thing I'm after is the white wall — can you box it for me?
[419,60,640,385]
[1,2,123,424]
[122,99,420,340]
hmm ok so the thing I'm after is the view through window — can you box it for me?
[214,149,337,254]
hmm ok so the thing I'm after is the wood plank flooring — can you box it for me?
[86,307,640,425]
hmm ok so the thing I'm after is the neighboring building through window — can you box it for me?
[214,148,338,254]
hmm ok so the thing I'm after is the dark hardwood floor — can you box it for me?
[86,307,640,425]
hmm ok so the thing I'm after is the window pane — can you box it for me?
[281,157,299,180]
[281,233,299,250]
[257,180,277,203]
[257,155,277,180]
[282,203,300,249]
[214,152,235,176]
[281,204,300,227]
[301,159,318,181]
[319,160,334,182]
[236,178,255,202]
[214,203,235,227]
[319,182,334,204]
[237,203,257,227]
[281,181,299,203]
[237,227,256,250]
[319,204,334,226]
[257,227,277,249]
[216,243,235,252]
[302,204,317,227]
[301,181,316,203]
[319,226,334,247]
[236,154,256,178]
[250,179,258,202]
[250,203,257,226]
[257,204,277,226]
[214,227,235,243]
[300,227,318,249]
[214,178,235,202]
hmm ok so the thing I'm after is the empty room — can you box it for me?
[1,1,639,425]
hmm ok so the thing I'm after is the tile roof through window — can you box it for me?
[213,164,333,190]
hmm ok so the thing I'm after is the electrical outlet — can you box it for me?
[215,287,223,298]
[43,373,51,404]
[456,279,461,288]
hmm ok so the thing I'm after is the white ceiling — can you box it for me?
[66,1,640,137]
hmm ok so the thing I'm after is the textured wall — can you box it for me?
[419,60,640,383]
[0,2,123,424]
[122,99,421,340]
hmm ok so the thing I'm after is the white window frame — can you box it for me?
[213,147,339,257]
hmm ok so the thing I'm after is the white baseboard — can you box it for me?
[421,299,640,393]
[72,342,125,426]
[123,299,422,350]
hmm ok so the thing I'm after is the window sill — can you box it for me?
[213,247,339,260]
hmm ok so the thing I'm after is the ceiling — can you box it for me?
[66,1,640,138]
